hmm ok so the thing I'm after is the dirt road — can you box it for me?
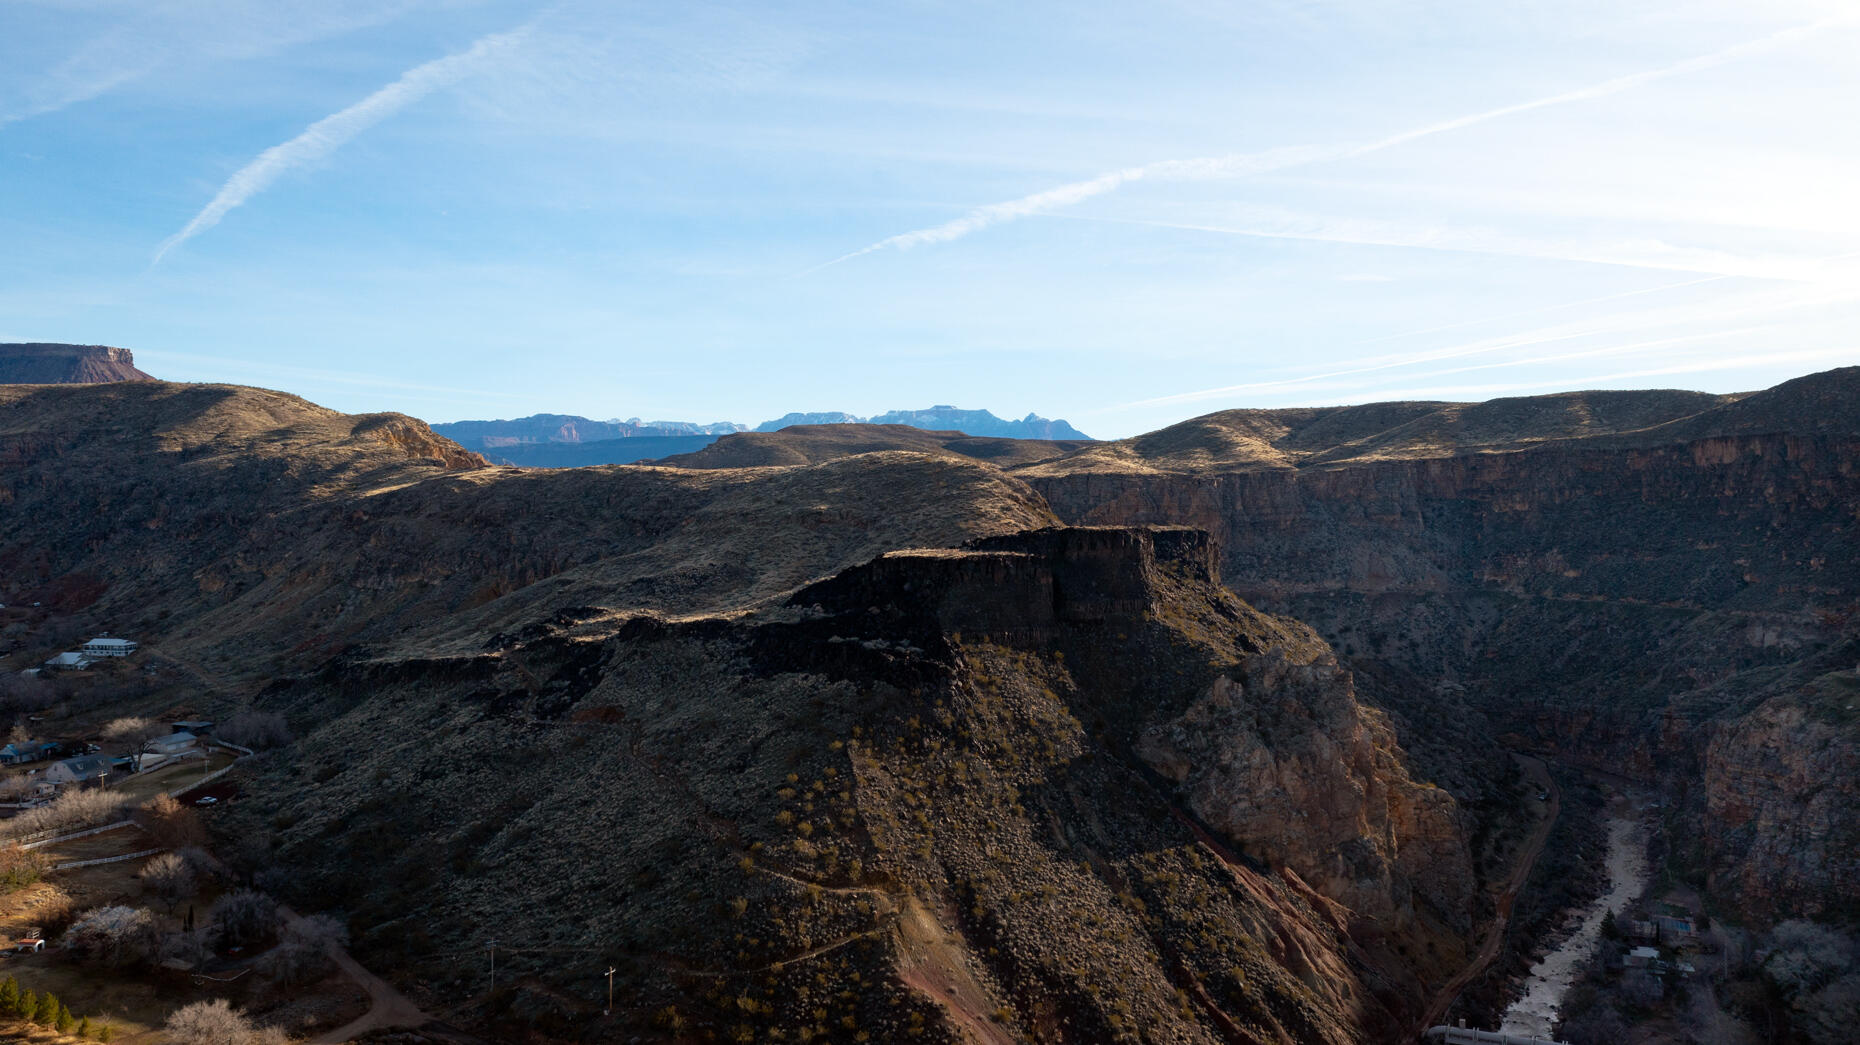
[1415,754,1560,1033]
[281,906,433,1044]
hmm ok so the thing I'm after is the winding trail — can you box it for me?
[283,905,434,1044]
[1415,754,1560,1034]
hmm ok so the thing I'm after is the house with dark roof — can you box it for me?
[42,754,115,789]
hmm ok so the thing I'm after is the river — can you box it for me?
[1499,796,1653,1038]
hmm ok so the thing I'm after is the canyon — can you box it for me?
[0,363,1854,1042]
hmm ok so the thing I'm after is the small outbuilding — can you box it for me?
[171,720,215,736]
[41,651,91,671]
[14,939,44,953]
[1625,946,1661,968]
[145,732,199,758]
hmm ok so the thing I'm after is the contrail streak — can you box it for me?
[800,16,1851,275]
[153,25,531,263]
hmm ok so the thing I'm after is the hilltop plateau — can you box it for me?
[0,342,155,384]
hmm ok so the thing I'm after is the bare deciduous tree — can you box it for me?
[163,999,261,1045]
[139,851,198,911]
[212,889,279,950]
[0,788,131,840]
[102,716,167,771]
[134,793,206,849]
[216,710,291,750]
[62,905,159,969]
[258,913,347,986]
[0,674,54,713]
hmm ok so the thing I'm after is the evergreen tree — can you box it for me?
[77,1015,92,1039]
[0,975,17,1013]
[56,1000,75,1032]
[16,988,35,1021]
[98,1022,116,1042]
[33,989,59,1026]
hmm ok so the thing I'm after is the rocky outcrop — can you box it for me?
[1700,665,1860,920]
[234,526,1472,1042]
[1138,653,1472,936]
[0,343,155,383]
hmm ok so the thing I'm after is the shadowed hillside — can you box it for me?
[229,528,1474,1044]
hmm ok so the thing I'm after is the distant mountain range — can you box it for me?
[432,406,1091,466]
[757,406,1089,440]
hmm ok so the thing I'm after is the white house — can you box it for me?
[42,755,114,789]
[82,636,138,657]
[41,651,91,670]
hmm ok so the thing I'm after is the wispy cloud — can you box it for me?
[1069,212,1843,282]
[153,24,532,263]
[799,15,1853,275]
[1,2,426,129]
[1120,281,1860,410]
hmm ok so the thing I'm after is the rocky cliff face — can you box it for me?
[1020,369,1860,925]
[1699,659,1860,921]
[1137,655,1471,937]
[0,342,155,383]
[229,526,1471,1043]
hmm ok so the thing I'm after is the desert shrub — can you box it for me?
[213,889,279,950]
[216,710,291,750]
[135,793,206,849]
[0,843,48,893]
[0,788,132,839]
[140,851,198,910]
[163,999,256,1045]
[63,905,159,968]
[257,913,346,986]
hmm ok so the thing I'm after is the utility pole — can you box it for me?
[487,939,498,998]
[605,966,616,1015]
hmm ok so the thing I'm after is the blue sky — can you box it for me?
[3,0,1857,437]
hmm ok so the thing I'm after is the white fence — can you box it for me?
[51,847,161,871]
[19,819,135,851]
[168,763,236,797]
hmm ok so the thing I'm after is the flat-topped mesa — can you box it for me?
[0,343,155,384]
[788,525,1218,634]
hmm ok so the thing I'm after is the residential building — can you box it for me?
[41,651,91,670]
[42,754,115,789]
[0,740,56,765]
[81,636,137,657]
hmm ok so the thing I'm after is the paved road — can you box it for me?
[279,906,433,1044]
[1415,754,1560,1033]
